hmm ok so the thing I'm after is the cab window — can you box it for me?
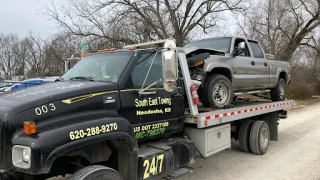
[128,51,163,88]
[61,52,134,82]
[234,39,251,57]
[248,41,264,58]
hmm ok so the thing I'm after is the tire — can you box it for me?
[270,78,286,101]
[0,173,15,180]
[233,96,237,101]
[239,120,254,153]
[204,75,233,109]
[249,121,270,155]
[70,165,124,180]
[198,82,210,107]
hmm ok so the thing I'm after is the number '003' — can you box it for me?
[35,103,56,116]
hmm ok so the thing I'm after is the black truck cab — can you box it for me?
[0,42,196,180]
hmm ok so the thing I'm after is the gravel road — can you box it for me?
[177,102,320,180]
[51,102,320,180]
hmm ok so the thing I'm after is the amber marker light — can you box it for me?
[23,121,37,135]
[205,121,209,126]
[194,60,204,66]
[194,117,198,123]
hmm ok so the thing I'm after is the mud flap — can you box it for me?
[263,112,279,141]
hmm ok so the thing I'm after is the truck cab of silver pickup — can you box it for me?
[184,36,291,109]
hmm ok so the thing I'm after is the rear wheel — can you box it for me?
[70,165,123,180]
[200,74,233,109]
[239,120,254,153]
[0,173,15,180]
[271,78,286,101]
[249,121,270,155]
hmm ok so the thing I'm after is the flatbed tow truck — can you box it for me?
[0,39,295,180]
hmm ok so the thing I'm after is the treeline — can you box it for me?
[0,33,80,79]
[1,0,320,98]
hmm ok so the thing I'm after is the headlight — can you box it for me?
[23,149,31,162]
[12,145,31,169]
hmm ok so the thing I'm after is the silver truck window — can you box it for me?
[234,38,251,57]
[248,41,264,58]
[184,37,232,53]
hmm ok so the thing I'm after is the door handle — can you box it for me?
[264,62,268,66]
[251,61,255,66]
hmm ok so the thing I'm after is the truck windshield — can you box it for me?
[184,37,232,53]
[61,51,134,82]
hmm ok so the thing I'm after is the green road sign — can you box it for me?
[80,44,91,50]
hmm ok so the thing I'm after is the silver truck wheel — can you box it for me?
[206,75,233,109]
[239,120,254,153]
[271,78,286,101]
[213,82,228,104]
[70,165,123,180]
[249,121,270,155]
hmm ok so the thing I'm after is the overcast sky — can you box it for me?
[0,1,238,40]
[0,0,56,38]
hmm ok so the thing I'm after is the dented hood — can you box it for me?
[183,48,226,55]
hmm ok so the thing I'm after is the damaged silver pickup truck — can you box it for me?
[184,36,291,108]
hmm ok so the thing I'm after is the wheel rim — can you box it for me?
[260,128,269,149]
[213,82,228,105]
[279,83,285,99]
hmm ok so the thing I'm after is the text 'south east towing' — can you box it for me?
[135,97,172,116]
[134,97,172,139]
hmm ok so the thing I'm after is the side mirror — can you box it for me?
[234,42,246,56]
[162,40,178,82]
[234,48,246,56]
[238,42,245,49]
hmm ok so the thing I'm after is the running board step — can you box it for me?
[234,89,270,96]
[166,168,191,179]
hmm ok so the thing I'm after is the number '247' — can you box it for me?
[143,154,164,179]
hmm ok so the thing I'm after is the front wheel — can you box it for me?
[203,75,233,109]
[70,165,124,180]
[270,78,286,101]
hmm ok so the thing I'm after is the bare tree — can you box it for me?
[0,34,22,79]
[238,0,320,62]
[45,32,82,75]
[22,33,48,77]
[300,36,320,91]
[44,0,246,46]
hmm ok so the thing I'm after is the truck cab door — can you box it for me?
[247,40,270,88]
[118,50,185,141]
[232,38,257,90]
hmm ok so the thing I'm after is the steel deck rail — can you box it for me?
[185,100,296,128]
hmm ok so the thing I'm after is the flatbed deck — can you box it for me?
[185,100,296,128]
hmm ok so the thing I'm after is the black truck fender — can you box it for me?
[11,116,138,175]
